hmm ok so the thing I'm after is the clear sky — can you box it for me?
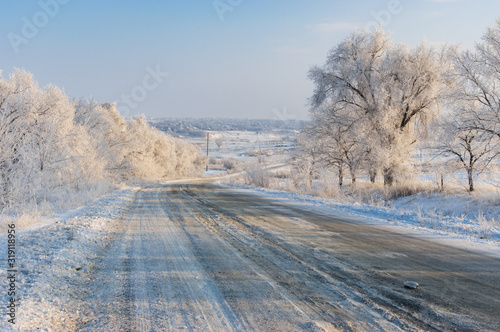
[1,0,499,120]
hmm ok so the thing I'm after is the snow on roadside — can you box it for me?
[219,183,500,257]
[0,187,138,331]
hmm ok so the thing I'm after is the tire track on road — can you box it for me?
[166,185,406,331]
[177,184,458,331]
[78,182,500,331]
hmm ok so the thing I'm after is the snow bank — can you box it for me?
[0,187,138,331]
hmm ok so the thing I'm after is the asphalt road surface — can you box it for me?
[81,182,500,331]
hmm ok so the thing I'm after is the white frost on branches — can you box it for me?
[0,69,203,212]
[304,29,448,186]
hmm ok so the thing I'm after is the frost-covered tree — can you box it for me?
[0,68,203,213]
[215,136,224,149]
[291,129,321,190]
[449,19,500,159]
[74,100,131,179]
[0,69,103,209]
[431,19,500,190]
[305,100,365,186]
[126,115,196,179]
[307,29,447,185]
[435,101,499,192]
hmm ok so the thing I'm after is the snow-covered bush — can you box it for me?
[314,169,340,198]
[245,164,271,188]
[477,211,497,239]
[223,158,237,170]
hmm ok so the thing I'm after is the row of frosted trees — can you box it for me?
[298,20,500,192]
[0,69,203,212]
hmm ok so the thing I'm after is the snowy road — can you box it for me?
[73,182,500,331]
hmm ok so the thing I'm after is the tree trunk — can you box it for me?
[440,174,444,192]
[369,169,377,183]
[308,167,313,188]
[338,167,344,187]
[468,168,474,192]
[383,168,394,186]
[349,166,356,184]
[0,169,7,206]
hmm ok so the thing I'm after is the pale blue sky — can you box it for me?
[1,0,499,119]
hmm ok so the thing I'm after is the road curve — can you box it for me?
[80,182,500,331]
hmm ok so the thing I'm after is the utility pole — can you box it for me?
[257,132,262,163]
[206,132,209,171]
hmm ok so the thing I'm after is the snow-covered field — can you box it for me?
[183,130,294,167]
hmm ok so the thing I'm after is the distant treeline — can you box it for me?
[149,118,308,137]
